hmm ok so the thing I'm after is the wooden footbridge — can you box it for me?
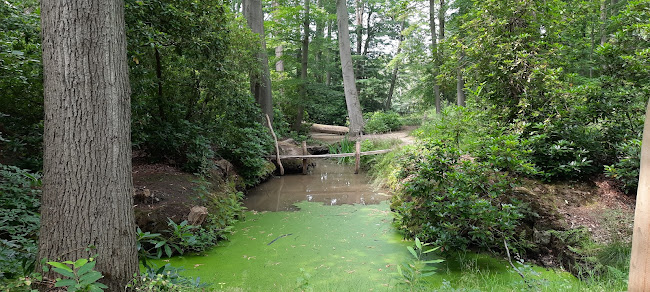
[265,115,393,175]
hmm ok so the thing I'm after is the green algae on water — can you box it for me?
[154,201,581,291]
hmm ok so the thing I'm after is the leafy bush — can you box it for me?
[413,106,481,148]
[605,139,641,194]
[390,140,524,252]
[128,264,206,292]
[472,133,540,177]
[363,111,403,134]
[0,164,40,280]
[45,257,107,292]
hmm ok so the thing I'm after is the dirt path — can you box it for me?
[310,125,418,145]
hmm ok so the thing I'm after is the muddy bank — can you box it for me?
[132,159,250,234]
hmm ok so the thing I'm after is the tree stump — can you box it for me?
[187,206,208,226]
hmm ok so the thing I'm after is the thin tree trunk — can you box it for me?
[273,1,284,72]
[243,0,274,123]
[155,46,165,121]
[629,101,650,291]
[362,9,374,56]
[275,45,284,72]
[430,0,440,114]
[39,0,138,290]
[326,20,333,86]
[457,65,465,107]
[386,21,405,111]
[600,0,607,45]
[293,0,310,131]
[355,0,363,55]
[337,0,364,136]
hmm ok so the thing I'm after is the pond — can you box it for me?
[156,160,581,291]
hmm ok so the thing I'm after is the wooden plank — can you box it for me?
[354,141,361,174]
[302,141,308,175]
[268,149,392,160]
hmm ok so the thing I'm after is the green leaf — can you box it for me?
[73,258,88,269]
[48,262,73,273]
[154,240,166,248]
[54,279,77,287]
[79,271,103,286]
[421,271,436,277]
[77,260,96,276]
[422,259,444,264]
[52,267,76,279]
[164,244,172,257]
[415,237,422,249]
[407,246,418,259]
[423,246,440,253]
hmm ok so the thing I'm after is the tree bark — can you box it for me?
[430,0,441,114]
[243,0,274,123]
[456,66,465,107]
[326,20,333,86]
[155,46,166,121]
[386,21,406,111]
[337,0,365,136]
[39,0,138,290]
[355,0,363,55]
[600,0,607,45]
[293,0,310,131]
[629,101,650,291]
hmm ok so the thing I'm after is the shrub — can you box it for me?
[412,106,481,148]
[605,139,641,194]
[390,140,524,252]
[0,164,41,280]
[472,132,540,177]
[364,111,403,134]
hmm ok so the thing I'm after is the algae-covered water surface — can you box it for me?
[157,160,581,291]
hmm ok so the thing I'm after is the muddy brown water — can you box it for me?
[244,159,391,211]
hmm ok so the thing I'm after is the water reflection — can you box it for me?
[244,160,391,211]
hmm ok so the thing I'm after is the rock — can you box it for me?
[276,139,314,174]
[187,206,209,226]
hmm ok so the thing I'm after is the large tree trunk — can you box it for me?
[629,101,650,290]
[430,0,441,114]
[243,0,274,123]
[39,0,138,290]
[293,0,310,131]
[337,0,364,136]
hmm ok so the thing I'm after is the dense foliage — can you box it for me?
[364,111,403,134]
[0,1,43,170]
[389,140,524,252]
[125,0,274,183]
[0,164,40,280]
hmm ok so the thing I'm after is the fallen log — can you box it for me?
[310,123,349,135]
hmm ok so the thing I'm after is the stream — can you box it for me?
[156,160,581,291]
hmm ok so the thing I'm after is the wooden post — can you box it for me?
[629,101,650,291]
[266,114,284,175]
[302,141,308,175]
[354,141,361,174]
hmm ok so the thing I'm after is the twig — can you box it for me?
[503,238,526,280]
[266,114,284,175]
